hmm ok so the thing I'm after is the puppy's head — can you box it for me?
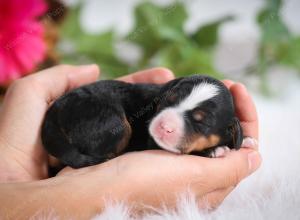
[149,75,243,154]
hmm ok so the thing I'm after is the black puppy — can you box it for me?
[42,75,243,169]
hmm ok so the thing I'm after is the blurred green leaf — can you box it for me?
[59,6,130,77]
[60,6,81,39]
[154,43,222,78]
[257,0,290,44]
[127,2,187,58]
[126,1,223,78]
[192,16,234,48]
[280,37,300,71]
[256,0,292,64]
[255,0,300,94]
[76,31,115,57]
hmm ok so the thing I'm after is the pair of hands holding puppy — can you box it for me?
[0,65,261,219]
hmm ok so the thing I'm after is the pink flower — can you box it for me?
[0,0,47,85]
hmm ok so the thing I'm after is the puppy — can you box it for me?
[42,75,243,169]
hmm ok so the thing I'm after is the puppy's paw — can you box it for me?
[209,146,231,158]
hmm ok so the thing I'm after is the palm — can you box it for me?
[0,85,50,180]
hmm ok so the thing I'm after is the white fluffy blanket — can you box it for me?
[93,84,300,220]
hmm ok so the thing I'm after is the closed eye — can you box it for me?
[192,110,205,122]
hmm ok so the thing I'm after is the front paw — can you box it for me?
[208,146,231,158]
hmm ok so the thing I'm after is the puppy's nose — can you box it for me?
[159,122,175,133]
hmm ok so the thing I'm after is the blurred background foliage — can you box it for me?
[256,0,300,93]
[57,0,300,93]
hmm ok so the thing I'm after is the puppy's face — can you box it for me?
[149,75,243,154]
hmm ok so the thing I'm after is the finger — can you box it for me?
[57,162,103,176]
[202,148,262,189]
[198,187,234,210]
[222,79,235,89]
[230,83,259,140]
[117,67,174,84]
[241,137,259,151]
[25,64,100,103]
[57,166,75,176]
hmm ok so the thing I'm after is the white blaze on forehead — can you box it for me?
[176,82,219,112]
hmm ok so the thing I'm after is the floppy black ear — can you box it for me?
[227,117,243,149]
[159,77,184,95]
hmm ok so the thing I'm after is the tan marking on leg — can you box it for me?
[48,155,61,167]
[115,117,132,154]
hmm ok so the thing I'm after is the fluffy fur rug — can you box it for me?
[93,85,300,220]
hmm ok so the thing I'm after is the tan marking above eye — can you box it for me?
[166,94,177,103]
[192,110,205,122]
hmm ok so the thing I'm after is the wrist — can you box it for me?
[0,180,56,219]
[0,176,103,219]
[52,165,120,218]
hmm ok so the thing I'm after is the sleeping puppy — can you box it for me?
[42,75,243,169]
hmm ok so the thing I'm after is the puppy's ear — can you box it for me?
[227,117,243,149]
[159,77,184,95]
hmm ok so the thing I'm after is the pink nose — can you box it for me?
[159,122,175,134]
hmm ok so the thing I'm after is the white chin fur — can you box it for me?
[152,137,181,154]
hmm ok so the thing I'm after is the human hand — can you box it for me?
[53,79,261,217]
[0,66,261,219]
[0,65,174,182]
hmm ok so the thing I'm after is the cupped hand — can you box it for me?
[0,65,261,218]
[56,76,261,216]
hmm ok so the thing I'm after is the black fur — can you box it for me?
[41,75,243,170]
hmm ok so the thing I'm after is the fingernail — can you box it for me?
[242,137,258,149]
[248,151,261,173]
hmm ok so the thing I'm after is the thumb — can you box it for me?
[203,148,262,189]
